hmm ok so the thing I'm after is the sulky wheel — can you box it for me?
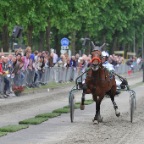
[69,93,75,123]
[129,90,136,123]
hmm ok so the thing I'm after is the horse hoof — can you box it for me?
[98,117,103,122]
[92,116,103,123]
[116,112,120,117]
[92,119,99,124]
[80,105,85,110]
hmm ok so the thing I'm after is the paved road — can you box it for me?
[0,71,143,144]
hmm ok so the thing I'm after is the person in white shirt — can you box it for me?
[101,51,127,92]
[50,52,58,65]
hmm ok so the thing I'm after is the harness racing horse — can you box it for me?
[80,44,120,123]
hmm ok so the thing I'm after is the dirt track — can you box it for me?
[58,85,144,144]
[0,72,143,144]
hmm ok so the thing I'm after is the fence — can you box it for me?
[0,63,141,94]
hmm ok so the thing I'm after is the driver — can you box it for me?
[78,42,127,94]
[101,51,127,92]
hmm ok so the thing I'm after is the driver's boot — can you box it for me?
[115,90,121,95]
[78,82,83,89]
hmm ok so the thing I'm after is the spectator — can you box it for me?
[12,53,24,86]
[37,56,45,84]
[75,53,80,67]
[7,54,13,73]
[0,56,10,97]
[34,50,38,62]
[48,54,53,67]
[137,56,142,70]
[126,58,133,66]
[25,46,32,54]
[78,57,88,73]
[126,57,134,74]
[23,51,30,71]
[50,51,58,66]
[132,57,137,72]
[109,54,117,67]
[69,56,76,81]
[28,54,35,71]
[69,56,76,68]
[55,54,68,67]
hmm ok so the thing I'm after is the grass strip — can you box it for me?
[63,105,79,109]
[63,105,69,109]
[52,107,70,114]
[75,99,94,105]
[74,104,80,109]
[84,99,94,105]
[35,112,61,118]
[0,98,94,137]
[19,117,48,125]
[24,82,74,93]
[0,125,29,132]
[0,132,8,137]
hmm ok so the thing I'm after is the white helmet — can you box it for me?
[102,51,109,57]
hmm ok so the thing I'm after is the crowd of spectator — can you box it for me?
[126,56,142,72]
[0,47,142,98]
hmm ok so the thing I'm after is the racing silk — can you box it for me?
[102,61,115,71]
[102,61,122,86]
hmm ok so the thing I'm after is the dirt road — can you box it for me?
[58,84,144,144]
[0,72,143,144]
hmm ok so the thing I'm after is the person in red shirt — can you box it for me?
[0,56,4,74]
[0,56,10,97]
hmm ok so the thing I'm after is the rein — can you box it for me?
[88,54,110,82]
[87,66,108,81]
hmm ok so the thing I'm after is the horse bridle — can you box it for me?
[91,63,101,71]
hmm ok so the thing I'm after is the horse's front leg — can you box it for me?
[80,93,85,110]
[110,95,120,117]
[93,96,103,123]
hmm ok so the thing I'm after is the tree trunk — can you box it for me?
[111,37,118,54]
[117,42,120,51]
[54,28,60,56]
[27,24,33,47]
[46,17,51,53]
[71,31,76,55]
[135,42,138,55]
[2,24,9,52]
[102,35,106,43]
[39,31,45,51]
[126,43,131,58]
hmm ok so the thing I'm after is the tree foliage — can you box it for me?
[0,0,144,55]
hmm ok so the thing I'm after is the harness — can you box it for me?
[86,65,111,82]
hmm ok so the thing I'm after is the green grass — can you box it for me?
[0,125,29,132]
[52,107,70,114]
[74,104,80,109]
[23,82,74,93]
[75,99,94,105]
[63,105,70,109]
[0,132,8,137]
[63,104,80,109]
[0,98,94,137]
[35,112,61,118]
[84,99,94,105]
[19,117,48,125]
[75,102,81,105]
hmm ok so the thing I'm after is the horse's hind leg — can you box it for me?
[110,95,120,117]
[80,93,85,110]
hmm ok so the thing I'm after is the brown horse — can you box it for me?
[80,55,120,123]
